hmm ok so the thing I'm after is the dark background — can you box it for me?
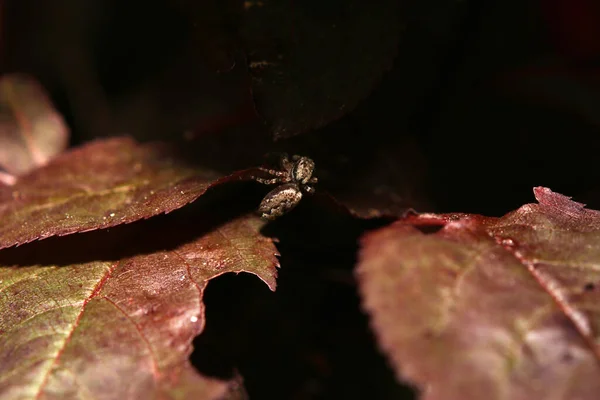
[2,1,599,398]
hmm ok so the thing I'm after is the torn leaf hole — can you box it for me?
[561,350,575,364]
[414,224,444,235]
[583,282,596,292]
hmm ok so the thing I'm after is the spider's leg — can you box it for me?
[280,154,294,172]
[253,176,283,185]
[308,176,318,184]
[263,152,290,171]
[257,167,288,177]
[304,185,316,194]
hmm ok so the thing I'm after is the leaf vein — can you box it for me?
[33,261,119,399]
[102,297,161,379]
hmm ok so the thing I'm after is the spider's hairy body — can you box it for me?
[253,154,317,220]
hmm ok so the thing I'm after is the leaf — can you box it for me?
[311,134,430,218]
[0,74,69,176]
[0,213,279,399]
[241,0,402,139]
[357,187,600,400]
[496,62,600,129]
[0,137,257,249]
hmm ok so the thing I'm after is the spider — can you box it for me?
[253,153,318,220]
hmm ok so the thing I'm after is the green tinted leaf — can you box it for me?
[0,137,255,249]
[0,213,278,399]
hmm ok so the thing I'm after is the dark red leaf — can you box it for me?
[541,0,600,61]
[357,187,600,400]
[495,62,600,130]
[241,0,402,139]
[315,136,431,218]
[0,137,257,249]
[0,74,69,176]
[0,213,278,399]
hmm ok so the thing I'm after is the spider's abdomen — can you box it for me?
[258,183,303,220]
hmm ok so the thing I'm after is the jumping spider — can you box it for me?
[254,154,318,220]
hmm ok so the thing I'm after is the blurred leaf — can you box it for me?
[0,74,69,176]
[310,133,430,218]
[0,213,278,399]
[357,187,600,400]
[0,137,257,249]
[241,0,402,139]
[496,62,600,129]
[102,1,255,142]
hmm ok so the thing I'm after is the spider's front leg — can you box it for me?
[253,176,284,185]
[257,167,288,177]
[279,154,295,174]
[262,152,293,174]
